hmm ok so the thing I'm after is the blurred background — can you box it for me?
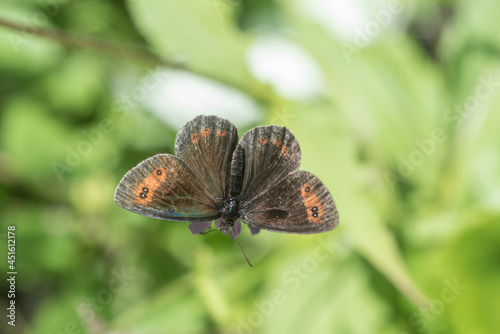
[1,0,500,333]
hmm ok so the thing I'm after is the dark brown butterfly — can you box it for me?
[114,115,339,239]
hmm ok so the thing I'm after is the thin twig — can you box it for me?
[0,16,272,103]
[0,16,175,68]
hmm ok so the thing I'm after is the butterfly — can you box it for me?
[114,115,339,240]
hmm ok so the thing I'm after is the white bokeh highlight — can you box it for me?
[144,70,262,128]
[246,35,325,100]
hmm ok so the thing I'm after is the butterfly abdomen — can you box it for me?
[229,144,245,197]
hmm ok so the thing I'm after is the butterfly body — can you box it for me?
[115,115,339,236]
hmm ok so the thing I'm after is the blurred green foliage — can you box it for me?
[1,0,500,333]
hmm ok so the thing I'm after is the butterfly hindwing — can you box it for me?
[175,115,238,200]
[114,154,222,222]
[241,171,339,234]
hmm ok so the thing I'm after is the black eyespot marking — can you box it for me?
[259,136,269,144]
[280,145,289,156]
[312,212,318,218]
[305,186,310,192]
[312,207,318,212]
[216,128,226,137]
[139,186,150,199]
[156,169,162,175]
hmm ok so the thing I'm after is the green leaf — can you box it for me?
[126,0,262,96]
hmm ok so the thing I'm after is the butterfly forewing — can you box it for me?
[114,154,221,222]
[175,115,238,200]
[241,171,339,234]
[237,126,301,203]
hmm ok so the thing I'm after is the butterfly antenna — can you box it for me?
[229,226,253,268]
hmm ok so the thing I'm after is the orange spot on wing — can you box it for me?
[134,167,166,205]
[281,145,289,156]
[191,133,200,145]
[273,138,282,148]
[216,129,226,137]
[259,136,268,144]
[300,183,324,224]
[201,128,212,137]
[154,167,167,182]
